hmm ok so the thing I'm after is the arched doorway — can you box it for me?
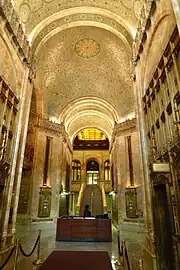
[86,160,99,185]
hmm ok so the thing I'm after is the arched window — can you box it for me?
[86,160,99,185]
[104,160,110,181]
[72,160,81,181]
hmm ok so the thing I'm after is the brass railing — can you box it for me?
[0,230,43,269]
[115,233,144,269]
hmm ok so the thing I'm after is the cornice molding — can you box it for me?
[114,118,136,136]
[133,0,157,65]
[110,118,136,152]
[35,117,65,136]
[32,115,73,152]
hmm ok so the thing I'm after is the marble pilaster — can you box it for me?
[11,78,33,235]
[0,66,30,248]
[134,59,156,267]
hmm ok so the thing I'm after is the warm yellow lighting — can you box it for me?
[77,128,107,141]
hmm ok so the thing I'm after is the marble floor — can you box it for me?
[3,222,120,270]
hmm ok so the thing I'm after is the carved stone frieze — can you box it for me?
[31,12,133,54]
[0,160,11,186]
[133,0,157,64]
[15,0,139,35]
[114,118,136,137]
[10,10,19,35]
[148,134,180,163]
[35,117,64,136]
[0,0,30,63]
[33,116,73,152]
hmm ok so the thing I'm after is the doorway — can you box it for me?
[153,183,173,270]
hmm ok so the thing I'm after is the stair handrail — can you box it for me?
[100,182,107,211]
[122,240,131,270]
[115,236,131,269]
[76,182,86,215]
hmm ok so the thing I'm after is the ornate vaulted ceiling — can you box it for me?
[12,0,143,139]
[35,26,134,120]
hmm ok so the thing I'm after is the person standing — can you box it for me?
[83,204,91,217]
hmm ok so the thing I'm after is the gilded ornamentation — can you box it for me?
[75,38,100,59]
[0,1,30,62]
[19,3,31,23]
[30,0,43,13]
[13,0,138,34]
[0,37,16,91]
[31,13,132,55]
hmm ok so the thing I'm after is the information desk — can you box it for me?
[56,217,112,242]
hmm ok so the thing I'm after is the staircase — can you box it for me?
[80,184,103,216]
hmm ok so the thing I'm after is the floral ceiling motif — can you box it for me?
[75,38,100,58]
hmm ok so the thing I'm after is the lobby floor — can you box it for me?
[3,222,120,270]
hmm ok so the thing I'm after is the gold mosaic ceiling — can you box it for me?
[77,128,107,140]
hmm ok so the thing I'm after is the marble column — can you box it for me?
[11,78,33,236]
[134,61,156,259]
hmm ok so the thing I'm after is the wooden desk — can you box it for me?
[56,218,112,242]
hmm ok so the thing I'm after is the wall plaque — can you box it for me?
[38,186,52,218]
[125,187,137,218]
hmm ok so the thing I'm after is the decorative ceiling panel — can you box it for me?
[77,128,107,140]
[36,26,135,120]
[14,0,144,34]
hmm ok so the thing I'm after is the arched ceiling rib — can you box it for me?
[60,97,117,142]
[12,0,141,141]
[14,1,144,36]
[29,7,135,45]
[33,22,132,56]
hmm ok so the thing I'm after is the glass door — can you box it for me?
[87,171,99,185]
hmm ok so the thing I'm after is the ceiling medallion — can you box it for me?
[75,38,100,59]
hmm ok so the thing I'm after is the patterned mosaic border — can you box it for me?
[31,13,133,54]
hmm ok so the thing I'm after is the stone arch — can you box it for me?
[59,97,119,142]
[29,7,135,48]
[33,21,132,57]
[86,157,100,168]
